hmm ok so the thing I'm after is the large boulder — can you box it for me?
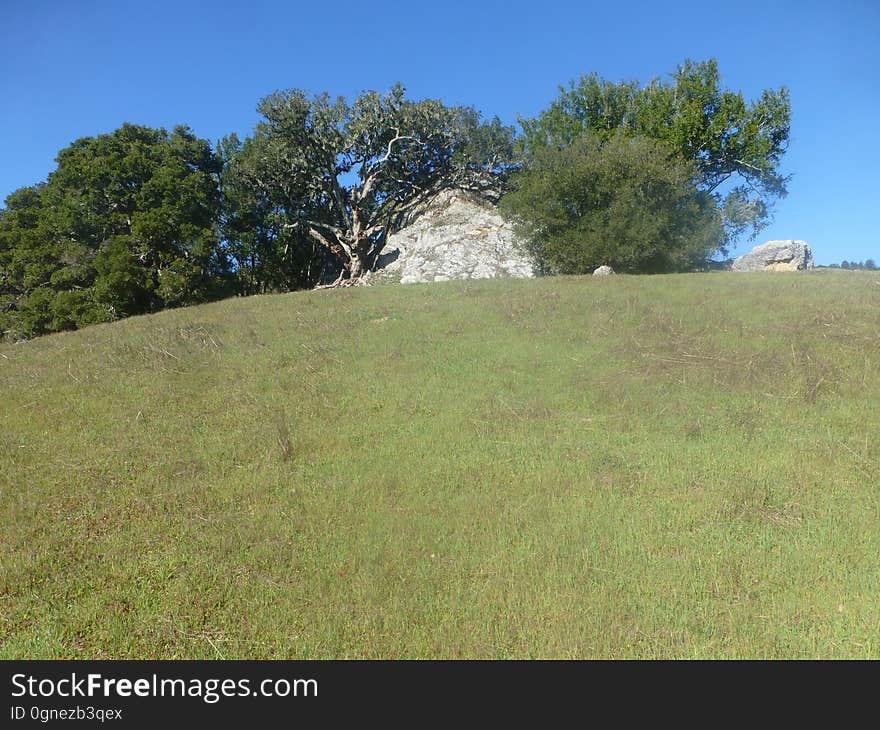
[369,189,535,284]
[731,240,814,272]
[593,265,615,276]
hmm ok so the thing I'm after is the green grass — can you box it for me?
[2,270,879,658]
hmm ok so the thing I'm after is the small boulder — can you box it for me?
[593,265,615,276]
[732,240,814,272]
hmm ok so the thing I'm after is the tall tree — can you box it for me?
[46,123,230,312]
[520,59,791,248]
[227,84,516,285]
[0,123,230,339]
[219,133,329,294]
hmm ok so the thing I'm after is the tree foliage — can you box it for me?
[833,259,876,270]
[0,124,229,338]
[218,133,327,295]
[223,84,516,284]
[519,58,791,247]
[500,133,724,274]
[1,88,516,339]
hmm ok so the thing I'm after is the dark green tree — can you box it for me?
[0,185,57,307]
[228,84,516,285]
[1,123,231,339]
[0,184,110,338]
[46,123,230,312]
[500,132,724,274]
[219,133,329,294]
[519,59,791,248]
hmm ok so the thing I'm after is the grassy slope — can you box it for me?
[1,270,879,659]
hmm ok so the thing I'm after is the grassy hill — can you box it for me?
[2,270,879,658]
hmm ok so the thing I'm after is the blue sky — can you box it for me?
[2,0,878,264]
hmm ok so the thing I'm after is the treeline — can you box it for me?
[824,260,877,270]
[0,59,791,340]
[0,90,514,340]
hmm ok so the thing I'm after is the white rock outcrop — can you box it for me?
[370,189,535,284]
[593,265,615,276]
[731,240,814,272]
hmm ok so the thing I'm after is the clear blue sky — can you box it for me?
[3,0,878,264]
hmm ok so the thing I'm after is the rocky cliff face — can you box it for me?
[367,189,535,284]
[732,240,814,272]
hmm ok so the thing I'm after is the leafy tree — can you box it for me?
[519,59,791,249]
[1,124,231,338]
[0,185,94,339]
[865,259,877,270]
[47,123,231,310]
[500,133,724,274]
[0,186,57,297]
[219,133,329,294]
[227,84,516,284]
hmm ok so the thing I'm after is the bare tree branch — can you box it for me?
[285,219,346,240]
[362,128,423,180]
[307,226,351,259]
[330,176,352,229]
[733,158,764,174]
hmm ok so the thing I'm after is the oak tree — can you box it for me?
[226,84,515,285]
[519,59,791,248]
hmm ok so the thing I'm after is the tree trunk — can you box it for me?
[347,254,364,280]
[346,241,372,281]
[344,195,373,282]
[309,193,379,286]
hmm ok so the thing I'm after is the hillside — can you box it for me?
[2,270,879,658]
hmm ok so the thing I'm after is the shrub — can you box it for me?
[500,132,725,274]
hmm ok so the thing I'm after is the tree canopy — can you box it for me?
[519,59,791,247]
[222,84,516,285]
[500,132,724,274]
[0,64,795,339]
[0,124,229,338]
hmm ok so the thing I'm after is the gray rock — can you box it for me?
[593,265,615,276]
[367,189,535,284]
[731,240,814,272]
